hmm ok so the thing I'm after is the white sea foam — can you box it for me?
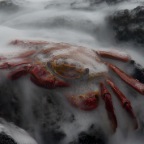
[0,0,144,144]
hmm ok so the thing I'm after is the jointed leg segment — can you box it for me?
[108,63,144,95]
[98,51,140,130]
[107,79,138,129]
[0,59,31,69]
[100,83,117,132]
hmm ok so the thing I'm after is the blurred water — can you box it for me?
[0,0,144,144]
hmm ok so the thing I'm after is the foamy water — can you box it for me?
[0,0,144,144]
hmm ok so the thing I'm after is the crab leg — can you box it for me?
[10,39,49,47]
[0,59,31,69]
[107,79,138,129]
[15,50,36,58]
[96,50,131,62]
[0,50,36,61]
[108,63,144,95]
[100,83,117,132]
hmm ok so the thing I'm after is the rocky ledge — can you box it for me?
[109,6,144,45]
[0,132,17,144]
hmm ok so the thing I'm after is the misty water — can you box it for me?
[0,0,144,144]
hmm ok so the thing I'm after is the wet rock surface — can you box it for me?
[0,78,106,144]
[69,125,106,144]
[0,80,21,125]
[71,0,123,5]
[0,63,141,144]
[0,0,144,144]
[0,0,19,12]
[39,93,67,144]
[109,6,144,45]
[130,60,144,84]
[0,132,17,144]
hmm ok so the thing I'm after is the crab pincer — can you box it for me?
[29,65,69,89]
[8,66,31,80]
[68,91,99,111]
[100,82,117,132]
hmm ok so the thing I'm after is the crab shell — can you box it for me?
[41,45,108,80]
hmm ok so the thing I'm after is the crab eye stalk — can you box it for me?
[84,68,89,75]
[79,68,89,80]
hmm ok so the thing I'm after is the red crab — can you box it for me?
[0,39,143,132]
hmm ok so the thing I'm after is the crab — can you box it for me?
[0,39,143,132]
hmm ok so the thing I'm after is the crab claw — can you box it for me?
[100,82,117,132]
[8,65,32,80]
[107,79,138,129]
[30,76,69,89]
[68,91,99,111]
[29,65,69,89]
[8,68,28,80]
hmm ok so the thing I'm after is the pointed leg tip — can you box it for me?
[133,119,139,130]
[112,125,117,133]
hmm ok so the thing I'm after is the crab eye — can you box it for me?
[47,61,52,69]
[85,68,89,73]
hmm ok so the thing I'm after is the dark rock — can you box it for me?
[109,6,144,45]
[52,130,66,142]
[0,0,19,12]
[130,60,144,83]
[45,0,126,10]
[0,132,17,144]
[0,80,21,125]
[70,124,106,144]
[41,128,66,144]
[105,0,126,4]
[83,0,126,5]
